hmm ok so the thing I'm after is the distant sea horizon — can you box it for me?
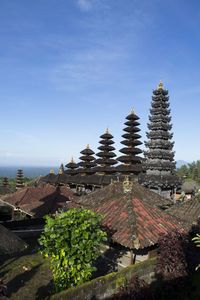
[0,160,189,178]
[0,166,59,178]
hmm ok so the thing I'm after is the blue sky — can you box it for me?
[0,0,200,167]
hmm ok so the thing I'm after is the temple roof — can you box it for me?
[72,181,171,208]
[3,184,75,218]
[139,173,180,188]
[96,129,117,172]
[176,181,200,194]
[117,110,142,173]
[0,224,27,256]
[0,186,13,196]
[95,196,186,249]
[115,164,142,174]
[167,197,200,225]
[66,181,186,249]
[100,132,114,139]
[78,145,96,173]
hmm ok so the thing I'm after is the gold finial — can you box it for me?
[130,108,134,114]
[106,128,109,134]
[71,156,74,163]
[158,79,163,89]
[86,144,90,149]
[59,163,64,174]
[50,169,54,174]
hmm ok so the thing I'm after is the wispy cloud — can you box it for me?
[4,152,14,158]
[51,44,127,91]
[76,0,92,11]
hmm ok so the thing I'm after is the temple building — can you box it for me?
[193,167,199,182]
[16,168,24,190]
[94,128,117,175]
[41,109,143,191]
[3,177,9,187]
[139,80,180,199]
[78,144,97,175]
[65,157,79,175]
[116,109,142,177]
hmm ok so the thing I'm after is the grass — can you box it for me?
[0,249,54,300]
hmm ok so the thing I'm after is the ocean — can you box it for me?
[0,166,59,178]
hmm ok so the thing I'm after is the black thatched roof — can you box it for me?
[0,186,13,196]
[166,197,200,225]
[72,181,172,209]
[117,110,142,175]
[0,224,27,256]
[176,181,200,194]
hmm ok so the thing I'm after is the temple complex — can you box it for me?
[139,80,180,199]
[33,82,181,200]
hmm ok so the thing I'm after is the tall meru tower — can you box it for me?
[139,80,180,199]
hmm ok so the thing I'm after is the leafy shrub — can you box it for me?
[155,230,188,280]
[155,229,200,299]
[38,208,107,291]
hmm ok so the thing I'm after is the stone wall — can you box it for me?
[49,257,156,300]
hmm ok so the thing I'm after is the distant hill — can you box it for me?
[176,160,189,169]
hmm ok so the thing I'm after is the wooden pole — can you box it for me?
[11,208,14,220]
[130,249,133,265]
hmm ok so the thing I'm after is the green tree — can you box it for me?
[38,208,107,291]
[176,160,200,181]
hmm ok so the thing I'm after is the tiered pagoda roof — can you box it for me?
[3,177,9,187]
[65,157,79,175]
[139,81,180,198]
[16,168,24,190]
[78,144,96,175]
[193,167,199,182]
[116,109,142,175]
[94,128,117,174]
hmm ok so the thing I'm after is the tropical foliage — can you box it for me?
[38,208,107,291]
[176,160,200,180]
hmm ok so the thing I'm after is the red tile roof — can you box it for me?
[3,184,75,217]
[91,195,187,249]
[65,181,188,249]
